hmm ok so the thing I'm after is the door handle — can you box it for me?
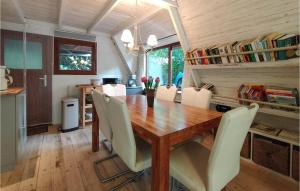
[39,75,47,87]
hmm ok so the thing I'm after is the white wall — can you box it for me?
[1,19,129,125]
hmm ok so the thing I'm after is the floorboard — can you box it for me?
[1,127,299,191]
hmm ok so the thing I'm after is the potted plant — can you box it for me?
[141,76,160,107]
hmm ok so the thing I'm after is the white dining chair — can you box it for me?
[156,85,177,102]
[170,103,259,191]
[102,84,115,96]
[114,84,126,96]
[181,87,212,109]
[102,84,126,97]
[92,90,112,151]
[92,90,131,184]
[105,95,152,190]
[181,87,213,144]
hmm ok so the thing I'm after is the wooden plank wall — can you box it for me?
[177,0,299,130]
[178,0,299,49]
[194,67,299,98]
[177,0,299,96]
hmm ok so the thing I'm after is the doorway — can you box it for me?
[1,30,53,135]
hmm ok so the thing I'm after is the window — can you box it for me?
[146,43,184,88]
[54,37,97,75]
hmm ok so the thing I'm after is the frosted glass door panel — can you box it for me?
[4,39,42,69]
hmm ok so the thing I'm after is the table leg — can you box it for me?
[151,137,170,191]
[92,103,99,152]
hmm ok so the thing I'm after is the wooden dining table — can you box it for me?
[92,95,222,191]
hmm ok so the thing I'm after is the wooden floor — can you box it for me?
[1,126,299,191]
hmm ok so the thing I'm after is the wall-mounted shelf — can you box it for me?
[211,96,299,120]
[186,45,300,60]
[189,58,299,70]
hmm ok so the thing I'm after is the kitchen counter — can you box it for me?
[0,87,24,96]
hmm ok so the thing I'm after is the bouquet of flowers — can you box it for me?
[141,76,160,91]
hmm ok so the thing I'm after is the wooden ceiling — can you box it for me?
[0,0,176,41]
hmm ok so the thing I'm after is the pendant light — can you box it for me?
[147,34,158,47]
[120,0,158,52]
[121,29,133,46]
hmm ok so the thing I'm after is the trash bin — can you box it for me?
[62,97,79,132]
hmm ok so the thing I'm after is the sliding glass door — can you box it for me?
[146,43,184,88]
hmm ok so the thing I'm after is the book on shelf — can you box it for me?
[197,48,209,64]
[186,32,300,65]
[226,43,235,63]
[231,41,242,63]
[218,44,230,64]
[272,33,286,60]
[251,124,281,136]
[237,84,265,104]
[278,129,299,143]
[265,86,299,107]
[211,45,222,64]
[263,32,281,61]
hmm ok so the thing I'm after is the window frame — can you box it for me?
[146,42,182,86]
[54,37,97,75]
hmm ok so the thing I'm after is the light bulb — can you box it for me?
[121,29,133,44]
[147,34,158,47]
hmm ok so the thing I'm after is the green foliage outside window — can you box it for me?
[147,48,169,85]
[147,45,184,87]
[59,55,92,71]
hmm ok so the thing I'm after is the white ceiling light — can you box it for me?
[121,29,133,45]
[147,34,158,47]
[120,0,158,55]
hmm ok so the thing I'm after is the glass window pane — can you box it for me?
[147,48,169,85]
[59,44,92,71]
[4,39,43,69]
[171,47,184,88]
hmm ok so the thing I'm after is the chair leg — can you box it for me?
[170,177,174,191]
[109,170,145,191]
[101,139,113,153]
[94,154,131,183]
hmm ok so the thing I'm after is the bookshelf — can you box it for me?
[186,45,300,61]
[189,58,299,70]
[211,96,299,120]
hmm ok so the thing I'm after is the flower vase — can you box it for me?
[146,89,155,107]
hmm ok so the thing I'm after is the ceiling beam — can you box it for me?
[58,0,67,29]
[88,0,122,33]
[143,0,178,8]
[12,0,25,23]
[167,6,189,52]
[112,7,162,36]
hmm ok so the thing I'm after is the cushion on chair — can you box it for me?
[171,142,209,191]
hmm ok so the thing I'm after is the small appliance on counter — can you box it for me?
[127,74,137,87]
[0,66,13,91]
[102,78,118,85]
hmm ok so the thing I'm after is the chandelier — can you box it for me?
[120,0,158,55]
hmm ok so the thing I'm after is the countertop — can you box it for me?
[0,87,24,96]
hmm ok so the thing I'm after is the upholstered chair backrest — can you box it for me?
[156,85,177,102]
[114,84,126,96]
[181,87,212,109]
[105,96,137,170]
[92,90,112,141]
[207,103,259,191]
[102,84,115,96]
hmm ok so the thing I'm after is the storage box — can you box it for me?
[292,146,299,181]
[241,132,251,158]
[253,134,290,175]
